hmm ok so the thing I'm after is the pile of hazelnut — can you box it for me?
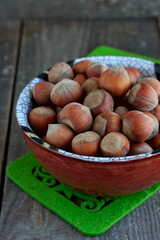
[28,60,160,158]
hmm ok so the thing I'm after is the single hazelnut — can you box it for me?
[57,102,93,133]
[71,131,101,156]
[48,62,74,84]
[139,78,160,99]
[72,60,93,74]
[114,106,129,118]
[83,89,114,116]
[28,106,56,137]
[32,81,54,105]
[45,124,75,149]
[128,142,153,156]
[73,74,87,85]
[50,79,83,107]
[82,77,99,94]
[151,104,160,122]
[92,111,121,137]
[143,112,159,139]
[122,110,154,142]
[86,62,108,78]
[127,82,158,111]
[100,132,130,157]
[99,65,131,96]
[125,67,141,86]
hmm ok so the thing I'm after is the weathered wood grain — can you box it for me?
[0,21,20,192]
[0,0,160,20]
[0,19,160,240]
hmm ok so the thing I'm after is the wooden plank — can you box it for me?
[1,0,160,20]
[0,19,160,240]
[89,19,160,59]
[0,21,20,192]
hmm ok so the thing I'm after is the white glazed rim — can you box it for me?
[16,55,158,162]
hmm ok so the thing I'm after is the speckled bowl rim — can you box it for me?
[16,55,159,162]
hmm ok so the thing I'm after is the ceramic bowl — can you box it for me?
[16,56,160,196]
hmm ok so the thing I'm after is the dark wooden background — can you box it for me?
[0,1,160,240]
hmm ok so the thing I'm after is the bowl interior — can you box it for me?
[16,56,157,162]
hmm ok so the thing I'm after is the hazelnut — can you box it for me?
[82,77,99,94]
[143,112,159,139]
[57,102,93,133]
[139,77,160,99]
[28,106,56,137]
[83,89,114,116]
[73,74,87,85]
[32,81,54,105]
[92,111,121,137]
[127,82,158,111]
[48,62,74,84]
[72,60,92,74]
[45,124,75,149]
[151,104,160,122]
[86,62,108,78]
[99,65,131,96]
[100,132,130,157]
[50,79,83,107]
[114,106,128,118]
[128,142,153,155]
[71,131,101,156]
[125,67,141,86]
[122,110,154,142]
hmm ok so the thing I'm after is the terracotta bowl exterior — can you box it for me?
[16,56,160,196]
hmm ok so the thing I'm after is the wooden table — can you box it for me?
[0,19,160,240]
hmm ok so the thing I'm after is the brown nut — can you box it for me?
[125,67,141,86]
[139,77,160,99]
[45,124,75,149]
[82,77,99,94]
[86,62,108,78]
[151,104,160,122]
[92,111,121,137]
[48,62,74,84]
[50,79,83,107]
[32,81,54,105]
[127,82,158,111]
[57,102,93,133]
[73,74,87,85]
[114,106,129,118]
[128,142,153,156]
[143,112,159,139]
[100,132,130,157]
[83,89,114,116]
[28,106,56,138]
[99,65,131,96]
[72,60,93,74]
[122,110,154,142]
[71,131,101,156]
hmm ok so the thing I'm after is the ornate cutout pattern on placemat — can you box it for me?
[32,165,115,213]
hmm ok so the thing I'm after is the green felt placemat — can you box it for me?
[7,46,160,236]
[7,153,160,236]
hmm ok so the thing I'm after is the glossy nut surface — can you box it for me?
[122,110,154,142]
[57,102,93,133]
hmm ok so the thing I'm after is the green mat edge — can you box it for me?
[87,45,160,63]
